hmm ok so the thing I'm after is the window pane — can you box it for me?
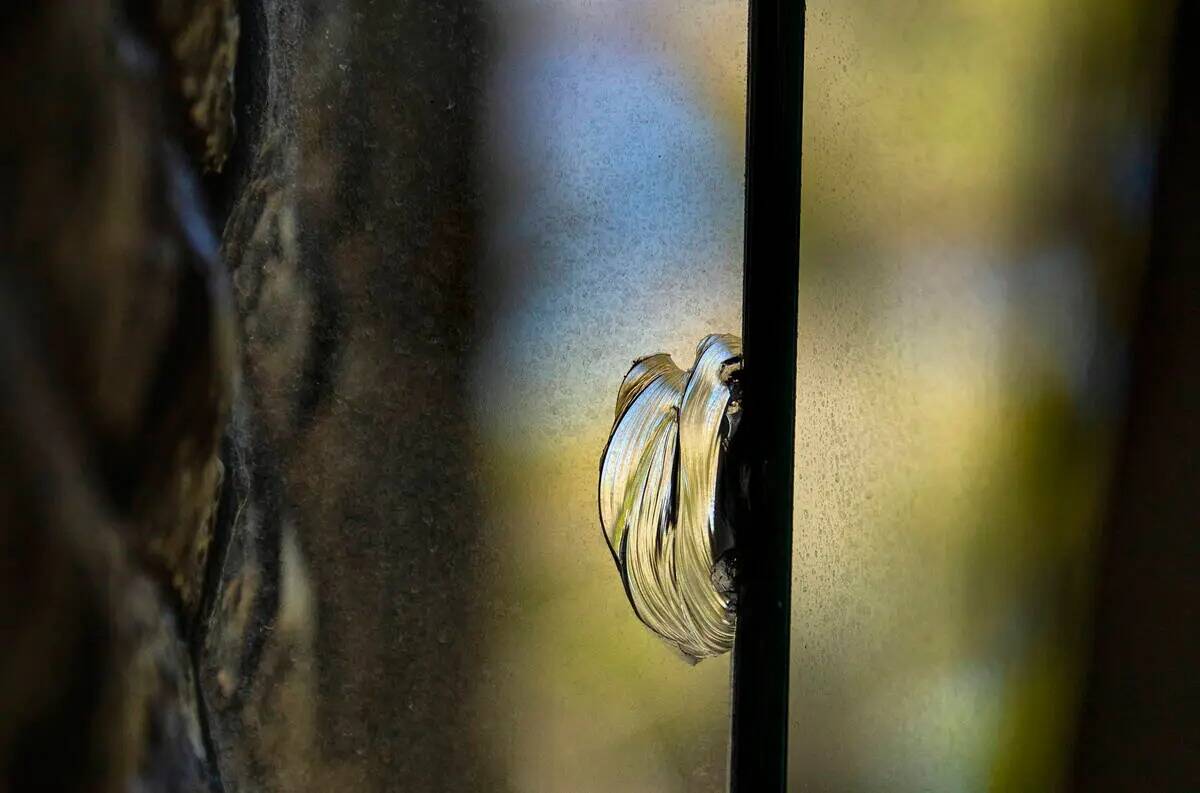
[474,2,747,789]
[792,3,1175,791]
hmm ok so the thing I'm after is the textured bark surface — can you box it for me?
[204,1,497,790]
[155,0,241,173]
[0,1,235,791]
[3,0,497,790]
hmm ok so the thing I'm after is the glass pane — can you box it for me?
[792,3,1175,791]
[475,2,748,789]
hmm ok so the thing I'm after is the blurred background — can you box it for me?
[792,2,1176,791]
[474,0,1177,791]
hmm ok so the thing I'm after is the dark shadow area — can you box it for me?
[1070,3,1200,789]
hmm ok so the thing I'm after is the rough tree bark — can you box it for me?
[206,1,496,789]
[1,2,237,791]
[2,1,495,791]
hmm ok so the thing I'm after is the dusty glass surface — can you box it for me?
[472,1,747,790]
[792,2,1175,791]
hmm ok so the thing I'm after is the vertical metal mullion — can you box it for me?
[730,2,805,792]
